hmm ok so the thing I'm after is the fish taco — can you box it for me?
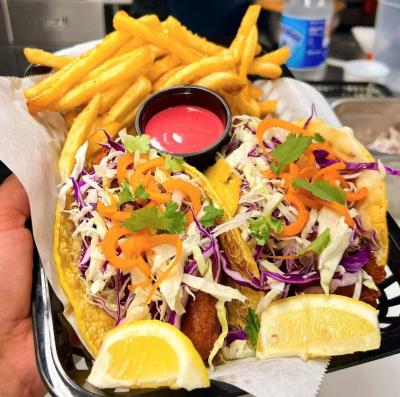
[54,130,250,364]
[207,116,390,331]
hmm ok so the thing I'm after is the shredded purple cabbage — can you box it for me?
[253,245,264,262]
[345,162,400,176]
[115,270,122,325]
[70,176,85,209]
[340,245,371,273]
[313,150,339,168]
[192,211,221,281]
[303,104,317,129]
[355,216,380,251]
[226,329,247,345]
[223,139,241,156]
[221,253,269,291]
[98,131,125,152]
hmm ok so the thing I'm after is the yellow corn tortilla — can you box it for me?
[206,119,388,324]
[53,161,255,356]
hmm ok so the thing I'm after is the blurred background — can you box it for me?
[0,0,384,77]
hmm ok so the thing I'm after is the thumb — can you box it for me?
[0,175,30,231]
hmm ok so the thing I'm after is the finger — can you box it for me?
[0,175,30,231]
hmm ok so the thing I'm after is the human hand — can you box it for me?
[0,175,46,397]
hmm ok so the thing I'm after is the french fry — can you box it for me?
[82,48,149,83]
[100,83,131,114]
[113,11,201,64]
[64,109,79,128]
[159,52,236,89]
[236,90,261,117]
[219,91,240,115]
[165,16,225,56]
[86,121,122,160]
[195,72,245,93]
[249,84,263,100]
[239,25,258,81]
[153,66,184,92]
[52,46,154,111]
[147,55,181,82]
[230,5,261,60]
[58,94,101,180]
[120,106,139,129]
[24,48,73,69]
[249,62,282,79]
[251,45,290,66]
[114,37,146,56]
[25,31,130,111]
[138,14,162,30]
[259,100,277,116]
[100,76,152,125]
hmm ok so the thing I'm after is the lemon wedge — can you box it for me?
[88,320,210,390]
[256,294,380,359]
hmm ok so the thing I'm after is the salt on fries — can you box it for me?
[23,5,289,176]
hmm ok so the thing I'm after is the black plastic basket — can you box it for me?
[21,61,400,396]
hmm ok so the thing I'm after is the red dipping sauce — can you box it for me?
[144,105,225,154]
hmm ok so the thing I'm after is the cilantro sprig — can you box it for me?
[293,179,345,204]
[248,215,284,245]
[245,308,260,350]
[270,134,312,174]
[200,204,224,228]
[123,202,186,234]
[117,183,149,207]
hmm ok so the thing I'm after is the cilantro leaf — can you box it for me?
[200,204,224,228]
[123,202,186,234]
[293,179,346,204]
[300,229,331,255]
[164,155,185,173]
[117,181,134,207]
[122,134,150,154]
[270,134,312,174]
[249,216,270,245]
[266,216,284,234]
[245,308,260,350]
[117,183,149,206]
[313,133,325,143]
[134,185,149,200]
[164,202,186,234]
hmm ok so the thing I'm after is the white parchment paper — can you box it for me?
[0,75,333,397]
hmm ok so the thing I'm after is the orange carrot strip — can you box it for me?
[281,193,309,237]
[111,210,133,222]
[117,153,134,183]
[311,162,346,182]
[262,169,278,179]
[102,226,140,271]
[256,118,310,154]
[316,199,355,227]
[163,179,202,216]
[346,187,368,202]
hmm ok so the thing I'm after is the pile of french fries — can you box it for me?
[23,5,289,178]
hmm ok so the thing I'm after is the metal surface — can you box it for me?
[7,0,106,46]
[332,97,400,222]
